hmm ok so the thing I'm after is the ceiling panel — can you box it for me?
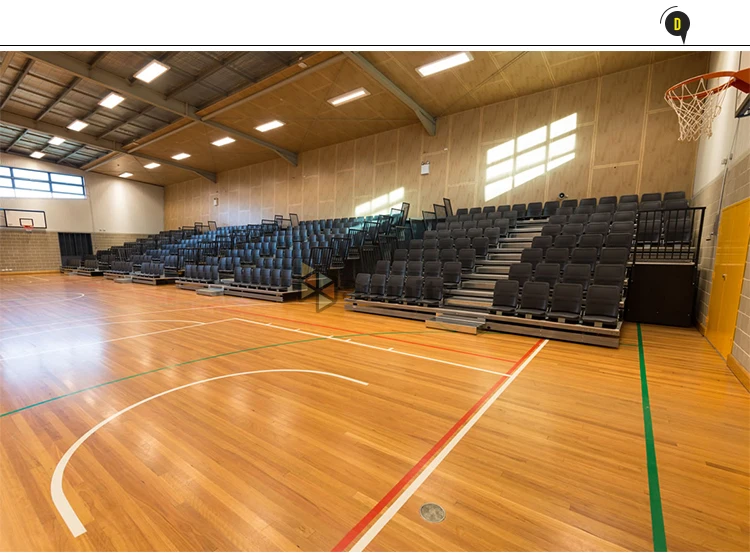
[94,154,196,185]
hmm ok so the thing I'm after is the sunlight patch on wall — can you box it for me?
[484,113,577,202]
[355,187,405,217]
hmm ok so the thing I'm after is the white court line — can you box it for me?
[51,368,368,537]
[0,320,204,342]
[232,318,510,377]
[0,319,234,362]
[349,339,548,552]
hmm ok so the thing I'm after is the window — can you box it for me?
[0,166,86,199]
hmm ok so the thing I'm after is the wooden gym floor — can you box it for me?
[0,273,747,552]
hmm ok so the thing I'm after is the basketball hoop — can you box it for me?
[665,68,750,141]
[22,225,34,233]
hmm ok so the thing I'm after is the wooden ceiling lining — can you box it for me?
[94,154,196,185]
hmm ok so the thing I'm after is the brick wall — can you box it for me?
[0,230,61,272]
[91,232,148,253]
[692,151,750,371]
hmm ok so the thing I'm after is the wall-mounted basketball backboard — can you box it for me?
[0,208,48,229]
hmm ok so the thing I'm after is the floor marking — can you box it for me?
[233,318,511,377]
[0,329,430,418]
[51,368,368,538]
[334,338,548,552]
[0,319,204,342]
[637,324,667,552]
[233,308,519,363]
[0,320,241,362]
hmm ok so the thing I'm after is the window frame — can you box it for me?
[0,165,86,200]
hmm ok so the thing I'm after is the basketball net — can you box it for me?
[665,68,750,142]
[23,225,34,233]
[665,76,732,141]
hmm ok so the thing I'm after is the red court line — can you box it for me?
[233,308,519,363]
[331,338,546,552]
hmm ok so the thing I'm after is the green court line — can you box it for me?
[0,329,432,419]
[637,323,668,552]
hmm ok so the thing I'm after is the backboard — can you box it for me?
[0,208,48,229]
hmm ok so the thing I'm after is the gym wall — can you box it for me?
[164,52,708,228]
[0,152,164,272]
[692,51,750,376]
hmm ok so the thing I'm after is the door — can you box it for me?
[705,199,750,358]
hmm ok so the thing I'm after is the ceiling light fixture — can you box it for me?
[144,162,161,169]
[67,120,88,132]
[416,52,474,77]
[172,153,190,160]
[134,60,169,83]
[327,87,370,107]
[30,151,46,159]
[48,137,66,146]
[99,92,125,109]
[254,120,285,132]
[212,136,236,146]
[119,172,133,178]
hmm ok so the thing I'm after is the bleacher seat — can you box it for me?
[440,248,457,263]
[458,248,476,271]
[606,233,632,248]
[593,264,626,291]
[527,202,543,217]
[531,235,553,256]
[582,285,620,327]
[544,247,569,267]
[641,192,662,202]
[547,283,583,323]
[392,260,407,276]
[383,274,406,302]
[521,247,543,271]
[407,260,423,277]
[549,215,568,225]
[619,194,638,204]
[400,276,423,304]
[570,247,598,272]
[579,197,596,207]
[585,222,609,236]
[368,274,387,300]
[424,248,440,261]
[421,277,444,307]
[424,261,441,278]
[490,280,519,315]
[516,282,549,318]
[568,214,589,225]
[561,199,578,208]
[543,200,560,216]
[534,263,561,287]
[442,262,462,288]
[600,247,630,265]
[375,260,390,275]
[664,191,686,200]
[562,263,591,292]
[508,262,533,286]
[562,223,584,237]
[472,236,490,258]
[541,224,562,237]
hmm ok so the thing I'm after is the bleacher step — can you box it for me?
[425,314,486,335]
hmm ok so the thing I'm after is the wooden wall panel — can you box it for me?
[649,53,710,111]
[480,99,515,144]
[448,108,480,186]
[419,151,448,213]
[591,164,639,199]
[554,78,598,124]
[595,66,649,165]
[164,53,708,228]
[547,124,594,200]
[641,110,698,196]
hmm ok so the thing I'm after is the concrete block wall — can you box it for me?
[0,230,62,272]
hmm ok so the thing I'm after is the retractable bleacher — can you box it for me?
[346,191,703,347]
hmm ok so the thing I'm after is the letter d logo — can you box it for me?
[674,18,681,31]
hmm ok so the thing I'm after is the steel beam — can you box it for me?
[5,128,28,153]
[342,51,437,136]
[0,109,217,182]
[166,52,247,100]
[23,51,299,166]
[57,145,89,164]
